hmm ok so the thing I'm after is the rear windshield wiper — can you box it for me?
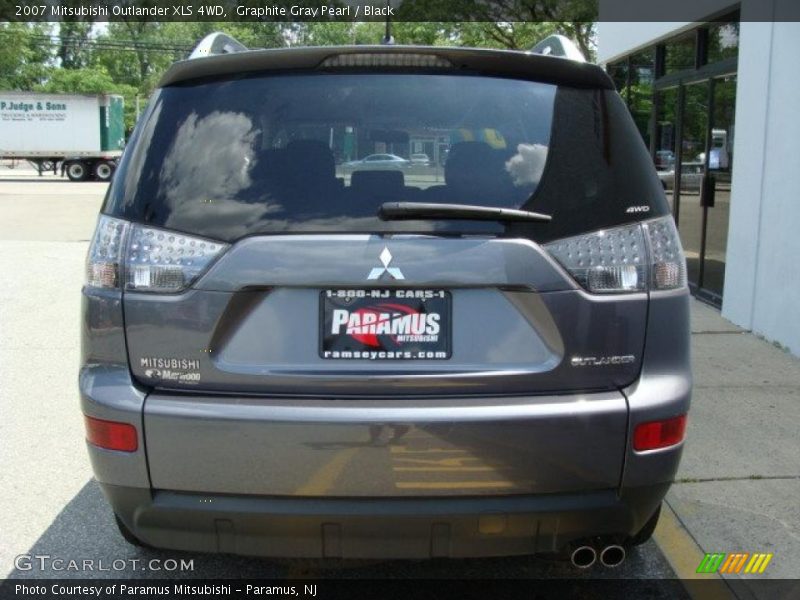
[379,202,551,223]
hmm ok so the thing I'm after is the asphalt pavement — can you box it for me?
[1,166,797,596]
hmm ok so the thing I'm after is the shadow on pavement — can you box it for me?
[7,479,686,595]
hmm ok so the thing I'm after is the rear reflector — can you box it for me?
[84,415,138,452]
[633,415,687,451]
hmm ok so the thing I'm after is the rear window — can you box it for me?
[105,72,668,243]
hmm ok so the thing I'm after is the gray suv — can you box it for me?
[81,43,690,567]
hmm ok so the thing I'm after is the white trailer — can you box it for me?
[0,91,125,181]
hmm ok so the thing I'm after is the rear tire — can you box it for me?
[66,161,89,182]
[629,503,661,546]
[94,160,115,182]
[114,514,151,548]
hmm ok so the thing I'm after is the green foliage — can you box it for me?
[0,23,53,90]
[397,0,597,58]
[91,22,183,91]
[35,66,118,94]
[448,22,559,50]
[57,21,94,69]
[33,67,139,131]
[289,22,450,46]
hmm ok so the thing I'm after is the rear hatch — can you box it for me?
[100,59,675,496]
[123,234,646,396]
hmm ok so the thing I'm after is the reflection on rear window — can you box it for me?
[108,74,556,241]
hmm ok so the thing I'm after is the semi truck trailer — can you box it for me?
[0,91,125,181]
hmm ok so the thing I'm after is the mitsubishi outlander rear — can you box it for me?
[80,43,691,563]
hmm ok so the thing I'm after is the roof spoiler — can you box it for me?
[531,34,586,63]
[189,32,248,59]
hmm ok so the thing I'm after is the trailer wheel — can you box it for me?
[66,161,89,182]
[94,160,115,182]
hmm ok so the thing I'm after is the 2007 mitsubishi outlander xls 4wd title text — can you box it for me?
[80,39,690,568]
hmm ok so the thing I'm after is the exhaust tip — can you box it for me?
[600,544,626,568]
[570,545,597,569]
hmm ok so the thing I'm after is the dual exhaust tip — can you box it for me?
[570,544,626,569]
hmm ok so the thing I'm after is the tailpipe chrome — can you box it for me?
[570,545,597,569]
[599,544,626,568]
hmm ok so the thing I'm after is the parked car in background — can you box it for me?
[344,153,410,169]
[654,150,675,170]
[410,153,431,165]
[658,161,704,192]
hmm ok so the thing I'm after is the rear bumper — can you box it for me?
[80,289,691,558]
[83,367,685,558]
[104,482,669,559]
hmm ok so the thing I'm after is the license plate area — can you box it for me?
[321,289,451,360]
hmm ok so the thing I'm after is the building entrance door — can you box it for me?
[658,75,736,305]
[703,76,736,300]
[677,80,709,294]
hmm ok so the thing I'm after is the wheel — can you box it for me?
[94,160,115,182]
[114,514,151,548]
[629,503,661,546]
[66,161,89,182]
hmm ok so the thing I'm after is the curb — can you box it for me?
[653,498,737,599]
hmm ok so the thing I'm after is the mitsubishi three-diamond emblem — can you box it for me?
[367,247,405,280]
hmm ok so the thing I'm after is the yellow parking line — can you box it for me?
[390,446,467,454]
[393,466,496,472]
[395,481,515,490]
[653,500,734,599]
[294,447,360,496]
[394,457,480,466]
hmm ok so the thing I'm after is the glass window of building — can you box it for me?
[707,22,739,63]
[607,60,628,94]
[628,48,655,147]
[664,32,696,74]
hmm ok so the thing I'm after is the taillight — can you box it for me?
[84,415,138,452]
[633,415,687,451]
[642,217,687,290]
[125,224,227,292]
[544,222,646,293]
[543,215,687,294]
[85,217,228,293]
[86,216,129,289]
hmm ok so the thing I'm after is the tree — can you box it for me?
[397,0,597,58]
[160,22,286,50]
[33,66,139,130]
[57,21,95,69]
[92,22,178,89]
[0,23,54,90]
[287,22,450,46]
[445,21,561,50]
